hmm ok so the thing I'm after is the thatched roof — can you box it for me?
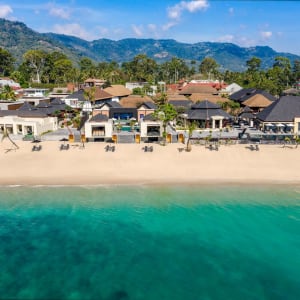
[189,93,228,104]
[242,94,273,108]
[104,85,132,97]
[119,95,153,108]
[179,84,218,95]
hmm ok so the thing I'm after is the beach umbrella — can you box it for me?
[32,139,41,143]
[276,123,284,127]
[60,137,69,143]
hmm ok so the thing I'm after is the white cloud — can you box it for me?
[148,24,157,32]
[217,34,234,43]
[168,0,209,20]
[0,4,13,18]
[49,7,70,19]
[132,24,143,37]
[52,23,92,40]
[162,21,177,31]
[260,31,272,40]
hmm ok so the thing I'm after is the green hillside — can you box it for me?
[1,18,299,72]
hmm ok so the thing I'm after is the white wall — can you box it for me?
[84,120,113,139]
[0,116,58,136]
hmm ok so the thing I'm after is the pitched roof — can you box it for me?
[179,84,218,95]
[0,110,48,118]
[256,95,300,122]
[242,94,273,108]
[191,100,221,109]
[138,101,157,109]
[119,95,153,108]
[167,93,189,101]
[89,114,109,122]
[17,101,36,111]
[168,100,193,108]
[104,85,132,97]
[65,88,112,102]
[189,93,228,104]
[230,88,276,103]
[100,101,123,108]
[187,100,232,120]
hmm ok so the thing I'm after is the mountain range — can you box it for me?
[1,18,299,72]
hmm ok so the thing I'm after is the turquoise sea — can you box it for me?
[0,185,300,300]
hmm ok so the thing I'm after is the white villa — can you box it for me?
[84,114,114,142]
[0,110,58,137]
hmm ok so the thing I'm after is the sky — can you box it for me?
[1,0,300,55]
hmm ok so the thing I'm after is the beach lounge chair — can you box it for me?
[105,145,110,152]
[111,145,115,152]
[32,145,37,151]
[149,146,153,152]
[59,144,64,151]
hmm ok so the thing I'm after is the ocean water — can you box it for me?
[0,185,300,300]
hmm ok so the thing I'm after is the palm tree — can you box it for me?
[0,85,16,101]
[1,128,19,150]
[186,121,197,152]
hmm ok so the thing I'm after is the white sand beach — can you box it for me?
[0,140,300,186]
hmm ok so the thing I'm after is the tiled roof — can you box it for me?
[187,100,232,120]
[89,114,109,122]
[230,88,276,103]
[256,95,300,122]
[0,110,48,118]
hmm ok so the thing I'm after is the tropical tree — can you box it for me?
[153,102,177,144]
[0,85,16,100]
[23,50,46,83]
[83,86,96,103]
[185,121,197,152]
[0,47,15,76]
[199,57,219,80]
[1,128,19,150]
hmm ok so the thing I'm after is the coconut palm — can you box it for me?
[1,128,19,150]
[185,121,197,152]
[0,85,16,101]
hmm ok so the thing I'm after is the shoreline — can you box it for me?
[1,141,300,187]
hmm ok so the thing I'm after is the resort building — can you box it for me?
[0,110,58,137]
[137,102,157,121]
[64,88,113,109]
[139,114,163,142]
[103,85,132,102]
[0,77,21,90]
[84,114,113,142]
[230,88,276,107]
[93,101,123,118]
[186,100,232,129]
[255,95,300,134]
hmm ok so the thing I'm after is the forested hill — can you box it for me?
[1,18,299,72]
